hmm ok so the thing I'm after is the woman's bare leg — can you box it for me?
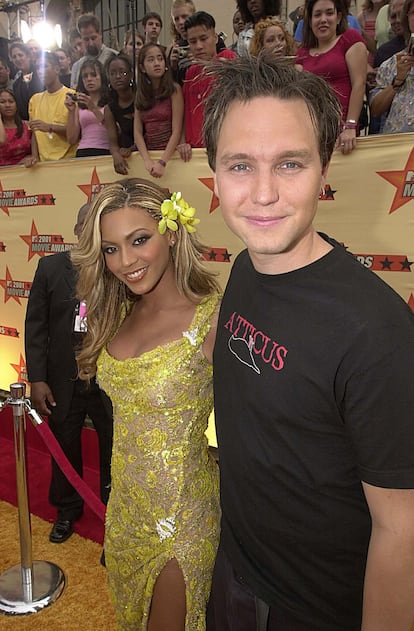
[148,558,186,631]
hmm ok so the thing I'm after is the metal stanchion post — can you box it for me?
[0,383,65,616]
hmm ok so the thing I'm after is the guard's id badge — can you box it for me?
[74,300,87,333]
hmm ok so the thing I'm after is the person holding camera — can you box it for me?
[28,52,77,162]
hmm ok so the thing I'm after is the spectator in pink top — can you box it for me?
[65,59,126,175]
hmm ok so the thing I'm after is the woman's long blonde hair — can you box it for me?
[71,177,220,380]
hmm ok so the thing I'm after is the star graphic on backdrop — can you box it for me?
[0,266,21,304]
[408,294,414,312]
[377,148,414,213]
[11,353,28,384]
[78,167,109,202]
[400,257,413,271]
[380,257,393,270]
[208,249,217,261]
[0,181,10,216]
[0,242,5,252]
[20,220,40,261]
[320,184,337,200]
[198,178,220,213]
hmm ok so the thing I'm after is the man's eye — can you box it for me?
[231,163,249,172]
[281,161,300,170]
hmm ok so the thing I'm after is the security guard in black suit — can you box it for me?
[25,204,113,543]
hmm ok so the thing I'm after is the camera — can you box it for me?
[178,46,189,59]
[69,92,79,102]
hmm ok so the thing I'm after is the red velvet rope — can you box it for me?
[35,422,106,522]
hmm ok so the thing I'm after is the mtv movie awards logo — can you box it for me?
[354,253,412,272]
[377,148,414,213]
[78,166,111,202]
[0,267,31,304]
[20,220,75,260]
[11,353,28,384]
[0,324,19,338]
[0,181,55,216]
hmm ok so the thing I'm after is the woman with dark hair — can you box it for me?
[296,0,367,154]
[9,42,43,120]
[236,0,282,54]
[65,59,127,175]
[369,0,414,133]
[105,54,136,174]
[65,59,110,158]
[134,44,184,178]
[0,88,35,166]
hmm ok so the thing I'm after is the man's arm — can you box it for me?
[361,482,414,631]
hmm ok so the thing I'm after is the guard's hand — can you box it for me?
[30,381,56,416]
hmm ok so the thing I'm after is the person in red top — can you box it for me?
[178,11,236,160]
[296,0,367,155]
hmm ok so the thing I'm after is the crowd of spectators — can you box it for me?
[0,0,413,171]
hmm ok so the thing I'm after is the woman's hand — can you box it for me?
[112,151,129,175]
[337,128,356,155]
[22,154,38,167]
[150,161,165,178]
[395,50,414,84]
[64,94,76,111]
[177,142,192,162]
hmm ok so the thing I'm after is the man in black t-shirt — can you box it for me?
[203,56,414,631]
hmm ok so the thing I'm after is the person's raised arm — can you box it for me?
[0,116,6,145]
[64,93,81,145]
[150,83,184,178]
[361,482,414,631]
[339,41,367,154]
[370,52,414,116]
[134,106,155,176]
[104,105,128,175]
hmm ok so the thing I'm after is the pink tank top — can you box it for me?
[78,107,110,151]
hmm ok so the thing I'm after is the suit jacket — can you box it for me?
[25,251,80,422]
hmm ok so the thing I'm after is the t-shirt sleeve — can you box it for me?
[340,28,366,53]
[337,311,414,489]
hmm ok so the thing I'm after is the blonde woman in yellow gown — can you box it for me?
[71,178,221,630]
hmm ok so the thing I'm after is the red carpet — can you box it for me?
[0,406,104,544]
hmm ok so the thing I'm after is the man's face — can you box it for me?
[389,0,404,35]
[145,18,161,43]
[37,61,59,88]
[187,25,217,61]
[213,96,328,275]
[172,5,194,39]
[80,26,102,56]
[56,50,70,73]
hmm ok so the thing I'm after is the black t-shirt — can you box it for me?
[213,240,414,631]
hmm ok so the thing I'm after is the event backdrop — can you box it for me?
[1,134,414,395]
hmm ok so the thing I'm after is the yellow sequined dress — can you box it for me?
[97,294,221,630]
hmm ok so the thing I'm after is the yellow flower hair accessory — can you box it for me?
[158,191,200,235]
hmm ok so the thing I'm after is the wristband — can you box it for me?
[158,159,166,167]
[342,122,358,131]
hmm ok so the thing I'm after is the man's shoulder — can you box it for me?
[217,49,237,60]
[37,251,72,271]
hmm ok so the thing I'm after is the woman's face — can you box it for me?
[125,34,144,60]
[101,205,174,297]
[0,91,16,119]
[81,66,102,93]
[10,47,31,73]
[263,25,288,56]
[233,11,246,35]
[172,4,194,39]
[142,46,166,80]
[311,0,341,42]
[247,0,265,21]
[108,59,132,91]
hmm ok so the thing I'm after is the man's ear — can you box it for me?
[213,172,219,198]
